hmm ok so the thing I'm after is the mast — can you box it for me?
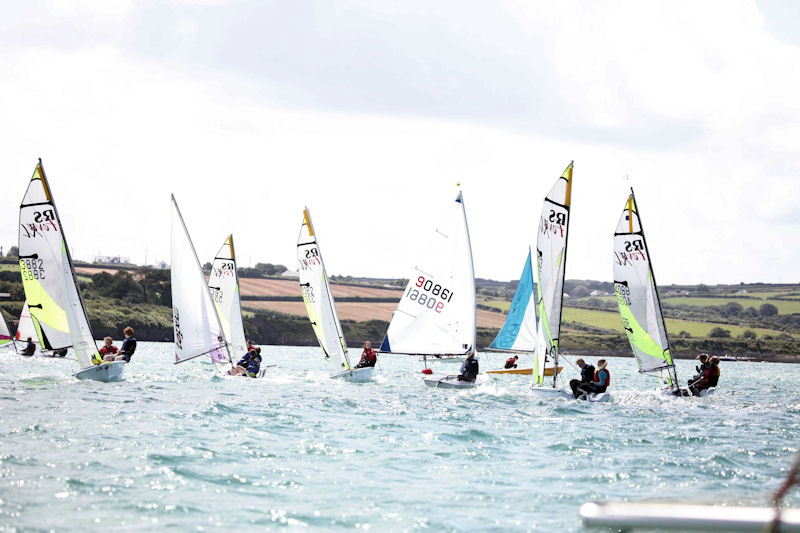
[458,190,477,355]
[629,188,679,388]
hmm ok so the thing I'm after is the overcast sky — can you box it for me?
[1,0,797,284]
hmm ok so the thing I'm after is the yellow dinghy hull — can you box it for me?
[487,366,563,376]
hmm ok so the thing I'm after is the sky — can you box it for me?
[0,0,798,285]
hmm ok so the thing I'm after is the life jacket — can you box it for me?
[706,365,720,387]
[594,369,610,389]
[505,357,517,368]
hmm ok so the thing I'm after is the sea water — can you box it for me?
[0,344,798,532]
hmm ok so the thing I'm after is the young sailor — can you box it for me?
[230,348,262,377]
[95,337,117,364]
[354,340,377,369]
[504,355,519,369]
[689,356,720,395]
[570,358,596,398]
[576,359,610,398]
[688,353,710,385]
[457,353,479,382]
[20,337,36,357]
[112,327,137,363]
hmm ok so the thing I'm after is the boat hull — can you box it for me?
[74,361,125,382]
[487,366,563,376]
[331,366,375,382]
[530,385,609,402]
[423,375,482,389]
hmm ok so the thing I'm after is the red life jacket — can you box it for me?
[594,369,610,386]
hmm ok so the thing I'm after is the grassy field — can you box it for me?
[662,296,800,314]
[563,307,798,339]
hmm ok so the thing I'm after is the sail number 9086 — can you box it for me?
[405,276,453,313]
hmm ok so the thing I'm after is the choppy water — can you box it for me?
[1,344,799,532]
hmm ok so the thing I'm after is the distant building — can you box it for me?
[94,255,132,265]
[152,261,169,270]
[281,270,300,279]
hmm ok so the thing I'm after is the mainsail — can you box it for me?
[170,196,230,366]
[380,191,476,356]
[0,311,14,351]
[18,160,101,370]
[297,208,351,370]
[489,250,537,352]
[208,235,248,362]
[532,162,573,387]
[613,190,678,390]
[14,302,37,346]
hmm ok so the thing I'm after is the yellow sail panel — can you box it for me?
[19,260,69,335]
[562,161,573,207]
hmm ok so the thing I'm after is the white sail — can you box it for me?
[380,191,476,355]
[613,190,678,390]
[297,208,350,370]
[532,162,573,387]
[18,160,100,370]
[489,250,537,352]
[170,196,230,365]
[14,302,37,347]
[208,235,248,361]
[0,311,13,350]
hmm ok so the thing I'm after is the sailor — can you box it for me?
[354,341,377,369]
[689,356,720,395]
[95,336,117,364]
[569,358,595,398]
[688,353,710,385]
[230,348,262,377]
[457,353,479,382]
[577,359,610,398]
[111,327,137,363]
[20,337,36,357]
[504,355,519,369]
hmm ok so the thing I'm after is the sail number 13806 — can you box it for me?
[405,276,453,313]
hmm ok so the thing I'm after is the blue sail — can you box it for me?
[489,251,538,351]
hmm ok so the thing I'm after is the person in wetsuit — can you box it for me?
[109,327,137,362]
[354,341,377,369]
[457,353,479,382]
[504,355,519,369]
[688,353,710,386]
[570,358,596,398]
[576,359,610,398]
[20,337,36,357]
[689,356,720,396]
[231,349,262,377]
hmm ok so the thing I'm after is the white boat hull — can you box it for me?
[331,366,375,382]
[423,374,482,389]
[530,385,609,402]
[580,501,800,531]
[74,361,125,382]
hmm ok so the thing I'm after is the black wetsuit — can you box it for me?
[570,364,595,398]
[458,357,479,382]
[20,342,35,357]
[118,337,137,362]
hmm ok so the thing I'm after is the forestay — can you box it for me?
[380,191,476,356]
[208,235,248,362]
[532,162,573,387]
[489,250,537,352]
[297,208,351,371]
[170,196,230,365]
[613,190,678,390]
[18,160,101,369]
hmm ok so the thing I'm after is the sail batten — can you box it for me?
[380,191,476,356]
[613,189,678,390]
[297,208,350,371]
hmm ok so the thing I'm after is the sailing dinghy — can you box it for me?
[0,311,17,354]
[170,196,235,373]
[18,160,124,382]
[378,191,481,389]
[528,162,606,401]
[297,208,373,382]
[613,190,704,396]
[13,302,38,355]
[485,250,563,377]
[208,235,249,365]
